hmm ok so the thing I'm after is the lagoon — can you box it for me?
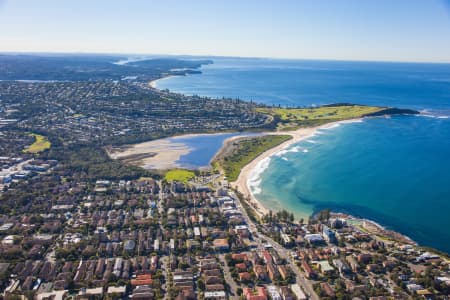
[110,132,260,170]
[171,132,261,169]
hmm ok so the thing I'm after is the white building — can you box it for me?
[267,285,282,300]
[1,235,15,245]
[291,284,307,300]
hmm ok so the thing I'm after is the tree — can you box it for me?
[317,209,331,221]
[196,279,205,291]
[289,212,295,222]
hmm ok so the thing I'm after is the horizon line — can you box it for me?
[1,49,450,65]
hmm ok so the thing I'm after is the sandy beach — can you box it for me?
[149,76,177,89]
[108,131,249,170]
[149,79,158,88]
[108,139,191,170]
[231,119,362,218]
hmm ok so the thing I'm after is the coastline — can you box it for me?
[149,75,178,89]
[229,118,419,246]
[143,70,450,254]
[330,212,417,246]
[230,119,361,218]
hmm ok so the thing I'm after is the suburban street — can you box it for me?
[219,254,239,300]
[230,191,319,300]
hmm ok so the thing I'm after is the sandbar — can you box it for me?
[108,139,191,170]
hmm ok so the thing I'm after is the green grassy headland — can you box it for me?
[213,134,292,182]
[257,104,385,130]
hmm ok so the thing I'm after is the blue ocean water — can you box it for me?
[156,58,450,253]
[156,57,450,110]
[254,116,450,252]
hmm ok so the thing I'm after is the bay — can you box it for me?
[156,57,450,253]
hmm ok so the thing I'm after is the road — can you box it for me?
[218,254,239,300]
[262,234,319,300]
[230,191,319,300]
[160,255,169,300]
[158,181,169,299]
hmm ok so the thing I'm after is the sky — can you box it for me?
[1,0,450,62]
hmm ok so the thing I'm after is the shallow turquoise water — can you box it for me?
[157,58,450,253]
[254,116,450,252]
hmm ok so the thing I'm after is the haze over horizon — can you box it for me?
[1,0,450,63]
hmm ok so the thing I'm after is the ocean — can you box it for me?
[155,57,450,253]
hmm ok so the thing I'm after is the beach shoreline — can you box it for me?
[227,117,418,246]
[230,119,363,218]
[145,73,426,250]
[149,75,178,89]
